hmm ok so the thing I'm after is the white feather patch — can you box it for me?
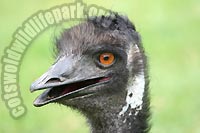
[119,74,145,116]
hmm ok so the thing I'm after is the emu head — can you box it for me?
[30,14,147,118]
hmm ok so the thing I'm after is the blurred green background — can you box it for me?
[0,0,200,133]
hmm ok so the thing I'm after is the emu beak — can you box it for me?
[30,56,75,92]
[30,56,111,107]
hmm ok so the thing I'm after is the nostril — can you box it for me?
[46,78,61,84]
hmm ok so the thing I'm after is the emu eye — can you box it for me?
[99,53,115,66]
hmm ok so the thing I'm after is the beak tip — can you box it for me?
[33,98,45,107]
[30,83,37,93]
[33,101,39,107]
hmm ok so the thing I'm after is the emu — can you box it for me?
[30,14,150,133]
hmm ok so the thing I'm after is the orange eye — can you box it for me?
[99,53,115,66]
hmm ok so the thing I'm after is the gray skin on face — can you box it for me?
[31,14,150,133]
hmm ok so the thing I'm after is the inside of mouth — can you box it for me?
[47,77,110,100]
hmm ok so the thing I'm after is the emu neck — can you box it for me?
[86,77,149,132]
[82,92,149,133]
[89,112,128,133]
[87,106,148,133]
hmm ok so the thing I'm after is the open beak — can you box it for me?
[30,56,111,107]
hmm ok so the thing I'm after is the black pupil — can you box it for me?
[103,55,109,61]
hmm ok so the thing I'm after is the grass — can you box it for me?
[0,0,200,132]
